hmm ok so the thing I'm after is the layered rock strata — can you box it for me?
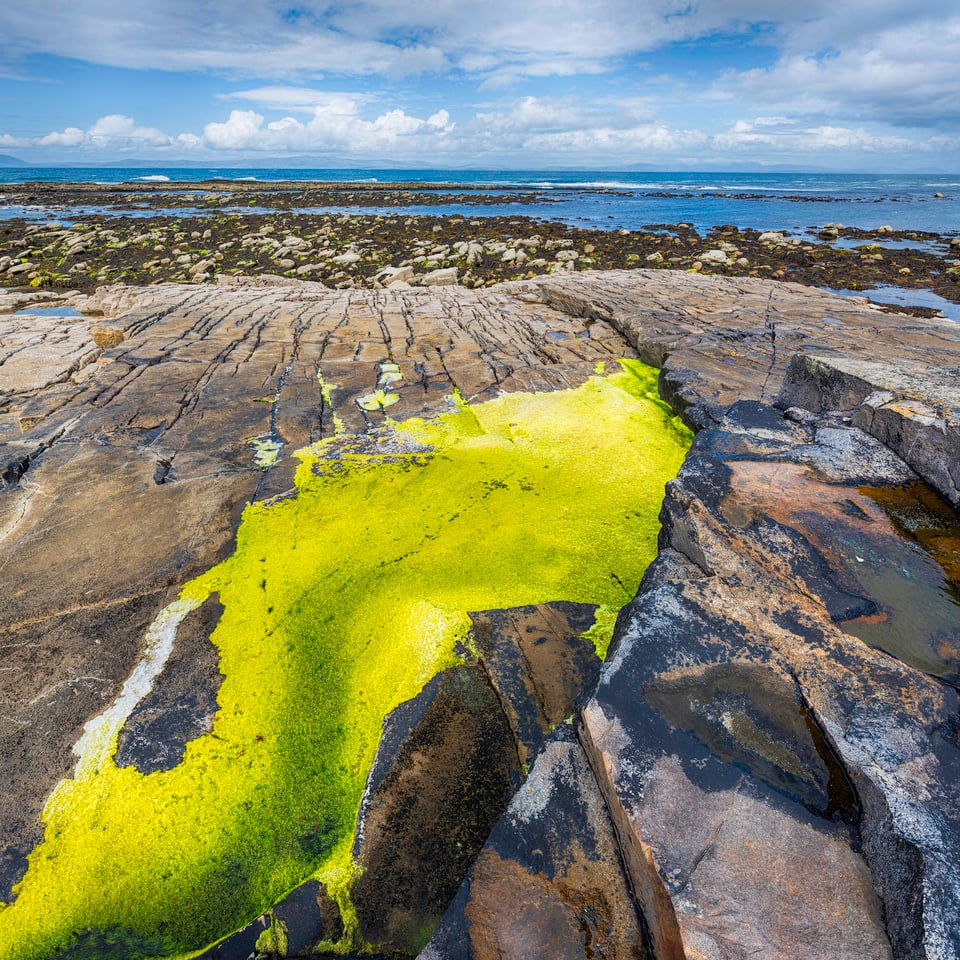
[2,272,959,959]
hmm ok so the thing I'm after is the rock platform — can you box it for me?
[1,270,959,959]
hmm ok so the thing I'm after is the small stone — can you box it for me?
[90,326,126,349]
[189,258,216,275]
[6,262,35,275]
[377,266,416,286]
[418,267,458,286]
[699,249,729,264]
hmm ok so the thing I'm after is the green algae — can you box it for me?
[582,605,621,660]
[356,388,399,411]
[0,360,691,960]
[248,434,283,469]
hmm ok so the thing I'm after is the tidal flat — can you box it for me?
[1,180,958,319]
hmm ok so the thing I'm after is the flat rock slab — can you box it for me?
[2,272,960,957]
[0,279,631,903]
[527,271,960,429]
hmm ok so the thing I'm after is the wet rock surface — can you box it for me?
[576,396,960,958]
[2,270,960,958]
[351,665,521,955]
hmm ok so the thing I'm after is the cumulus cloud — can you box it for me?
[37,127,86,147]
[14,92,954,168]
[36,114,175,149]
[458,95,704,163]
[201,100,456,154]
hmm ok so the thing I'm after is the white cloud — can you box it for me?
[38,127,86,146]
[713,117,954,155]
[15,92,955,168]
[200,99,456,154]
[220,86,375,113]
[204,110,265,150]
[36,115,173,149]
[1,0,958,173]
[87,114,170,144]
[427,110,453,129]
[0,1,948,89]
[718,15,960,127]
[0,132,26,147]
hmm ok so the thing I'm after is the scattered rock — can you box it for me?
[89,325,126,349]
[419,267,459,286]
[699,248,729,264]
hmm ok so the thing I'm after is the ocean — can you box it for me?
[1,168,958,237]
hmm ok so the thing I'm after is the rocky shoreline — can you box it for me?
[1,267,959,959]
[1,181,959,312]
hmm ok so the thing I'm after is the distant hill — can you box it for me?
[0,154,26,166]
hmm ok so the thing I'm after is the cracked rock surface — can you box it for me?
[2,271,960,958]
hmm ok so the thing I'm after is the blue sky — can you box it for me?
[0,1,957,170]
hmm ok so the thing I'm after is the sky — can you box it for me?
[0,1,957,171]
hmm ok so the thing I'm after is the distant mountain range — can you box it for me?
[0,154,26,166]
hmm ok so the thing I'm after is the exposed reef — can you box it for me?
[1,181,959,308]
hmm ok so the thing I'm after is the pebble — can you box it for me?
[700,249,729,264]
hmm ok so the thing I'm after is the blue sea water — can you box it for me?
[1,168,958,236]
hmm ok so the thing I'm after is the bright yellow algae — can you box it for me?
[0,360,691,960]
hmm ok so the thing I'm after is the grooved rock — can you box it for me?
[422,726,648,960]
[777,353,960,507]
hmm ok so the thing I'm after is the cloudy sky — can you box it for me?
[0,1,957,170]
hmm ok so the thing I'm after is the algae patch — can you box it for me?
[0,360,691,960]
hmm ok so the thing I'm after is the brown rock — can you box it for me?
[423,727,648,960]
[90,324,125,348]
